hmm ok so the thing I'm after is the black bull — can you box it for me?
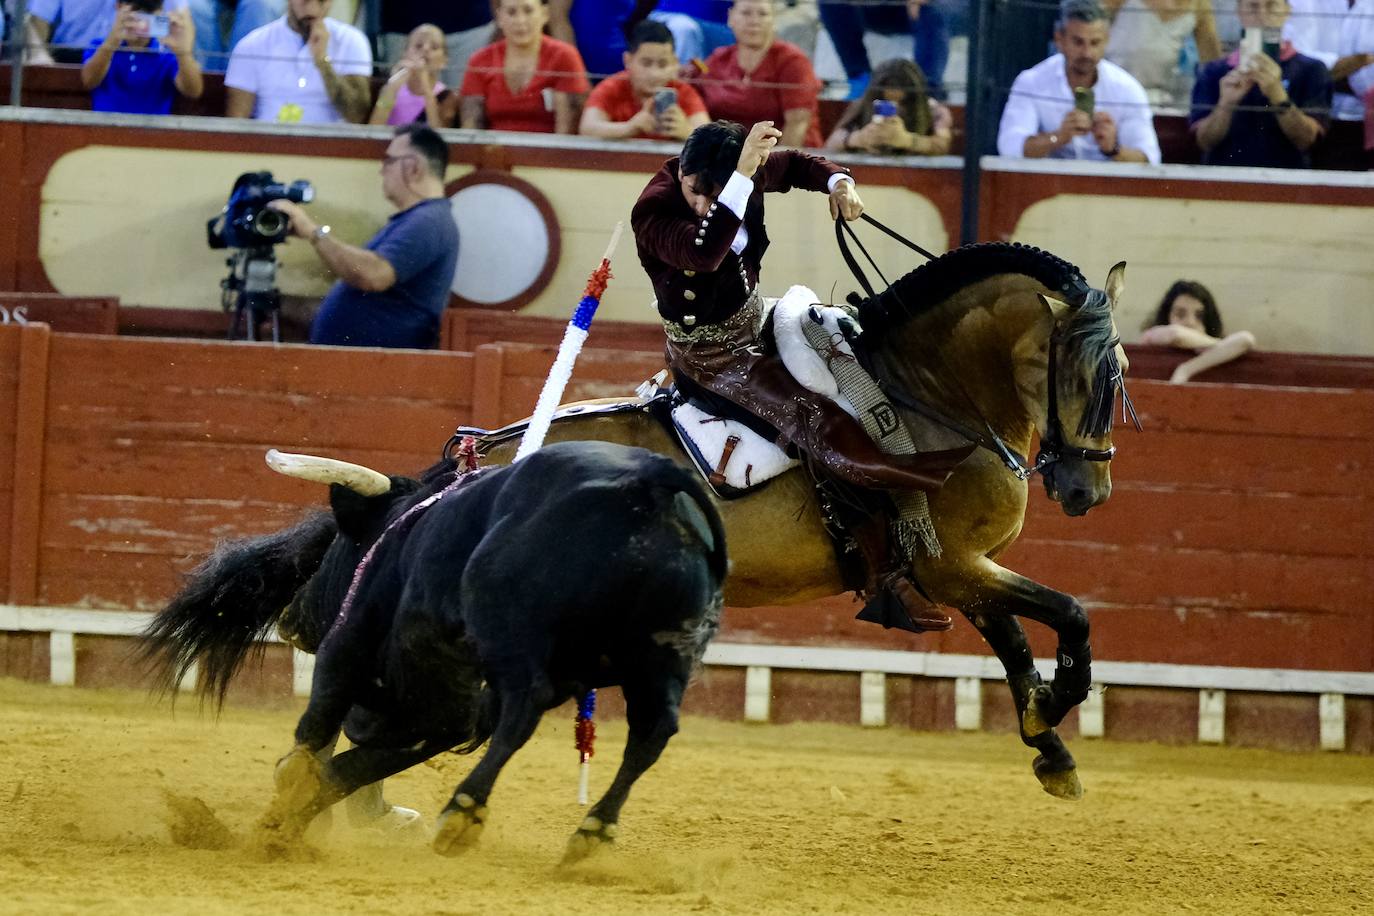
[142,441,728,859]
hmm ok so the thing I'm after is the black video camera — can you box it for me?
[207,171,314,249]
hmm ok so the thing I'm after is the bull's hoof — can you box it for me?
[273,746,323,812]
[431,794,486,856]
[1033,754,1084,800]
[1021,686,1054,738]
[561,816,619,866]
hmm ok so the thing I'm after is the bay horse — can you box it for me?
[144,242,1131,807]
[466,242,1133,799]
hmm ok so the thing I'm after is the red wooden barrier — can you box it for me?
[0,293,119,335]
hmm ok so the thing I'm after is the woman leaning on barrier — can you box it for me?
[1140,279,1257,383]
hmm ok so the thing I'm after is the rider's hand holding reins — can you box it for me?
[736,121,781,178]
[829,181,864,222]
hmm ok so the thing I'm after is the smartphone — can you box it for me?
[1261,27,1282,61]
[1240,27,1262,64]
[1073,86,1094,116]
[131,12,171,39]
[873,99,897,119]
[653,88,678,115]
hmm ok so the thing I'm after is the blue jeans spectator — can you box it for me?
[189,0,283,71]
[820,1,950,100]
[648,11,734,64]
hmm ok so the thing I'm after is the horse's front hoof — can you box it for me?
[1033,754,1084,800]
[372,805,424,834]
[1021,686,1054,738]
[561,816,619,866]
[431,794,486,856]
[273,746,323,811]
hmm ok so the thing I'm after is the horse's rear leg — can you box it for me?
[432,681,550,857]
[966,612,1082,800]
[563,666,689,865]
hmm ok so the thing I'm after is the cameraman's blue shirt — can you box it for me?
[310,198,459,350]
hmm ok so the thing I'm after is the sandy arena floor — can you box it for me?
[1,678,1371,915]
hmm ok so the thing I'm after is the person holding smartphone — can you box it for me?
[1190,0,1330,168]
[996,0,1162,163]
[80,0,202,114]
[580,20,710,140]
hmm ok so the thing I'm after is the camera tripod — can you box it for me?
[221,247,282,343]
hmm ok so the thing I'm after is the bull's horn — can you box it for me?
[264,449,391,496]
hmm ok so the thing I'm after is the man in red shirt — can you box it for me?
[580,20,710,141]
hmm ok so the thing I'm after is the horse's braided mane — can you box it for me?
[856,241,1091,340]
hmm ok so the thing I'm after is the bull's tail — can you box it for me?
[647,460,729,586]
[139,511,339,708]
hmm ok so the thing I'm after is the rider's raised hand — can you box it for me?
[736,121,782,178]
[829,180,864,221]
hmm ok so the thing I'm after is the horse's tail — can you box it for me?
[138,511,339,709]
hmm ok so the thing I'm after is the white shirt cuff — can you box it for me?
[718,171,754,219]
[827,173,854,192]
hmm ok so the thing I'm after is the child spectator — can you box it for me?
[690,0,823,148]
[1141,280,1257,383]
[370,23,460,127]
[580,20,709,140]
[824,58,952,155]
[461,0,591,134]
[80,0,202,114]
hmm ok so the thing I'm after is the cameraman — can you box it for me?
[268,124,460,349]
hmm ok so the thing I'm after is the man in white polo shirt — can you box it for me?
[224,0,371,123]
[997,0,1162,164]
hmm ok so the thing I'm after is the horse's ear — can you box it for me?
[1104,261,1127,310]
[1037,293,1073,322]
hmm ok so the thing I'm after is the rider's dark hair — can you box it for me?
[1149,280,1223,337]
[627,19,674,53]
[394,123,449,179]
[680,120,746,193]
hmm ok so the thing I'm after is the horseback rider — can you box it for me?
[631,119,973,633]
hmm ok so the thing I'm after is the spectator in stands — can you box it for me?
[651,0,733,64]
[223,0,371,124]
[548,0,644,83]
[1191,0,1330,167]
[997,0,1163,163]
[1284,0,1373,122]
[267,125,460,350]
[369,23,461,127]
[1141,279,1256,383]
[188,0,283,70]
[819,0,951,100]
[25,0,188,64]
[461,0,592,134]
[825,58,952,155]
[690,0,823,148]
[378,3,493,90]
[580,20,709,140]
[1342,0,1374,125]
[80,0,203,113]
[1104,0,1223,106]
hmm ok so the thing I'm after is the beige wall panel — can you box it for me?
[1014,195,1374,356]
[512,164,950,325]
[40,146,472,310]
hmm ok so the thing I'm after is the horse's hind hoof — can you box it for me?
[561,816,619,866]
[1033,754,1084,801]
[1021,686,1054,739]
[431,794,486,856]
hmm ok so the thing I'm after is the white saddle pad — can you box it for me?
[670,400,798,498]
[772,284,860,417]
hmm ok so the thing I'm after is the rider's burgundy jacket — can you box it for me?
[631,149,848,326]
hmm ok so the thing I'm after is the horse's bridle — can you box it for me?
[1034,325,1119,474]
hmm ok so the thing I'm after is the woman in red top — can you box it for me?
[691,0,823,148]
[460,0,591,134]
